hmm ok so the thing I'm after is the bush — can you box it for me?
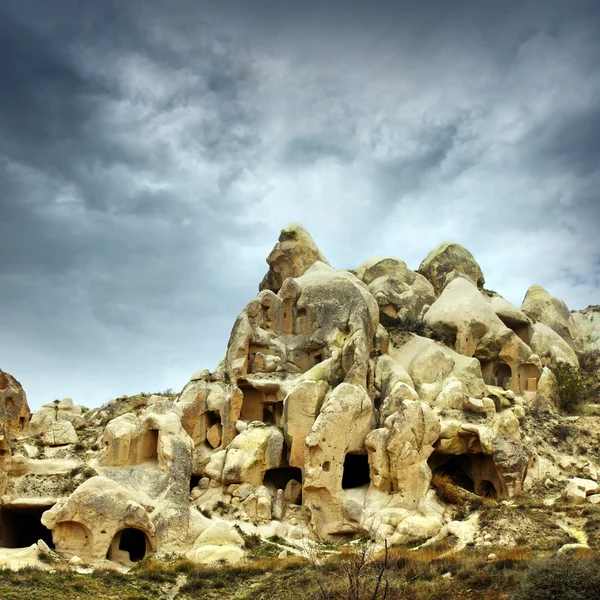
[551,362,584,413]
[379,313,427,336]
[514,555,600,600]
[431,474,464,506]
[579,348,600,402]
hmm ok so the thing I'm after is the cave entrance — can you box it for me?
[479,480,497,498]
[429,454,475,493]
[264,467,302,489]
[493,363,512,389]
[239,384,265,422]
[138,429,159,463]
[0,506,55,549]
[190,474,202,492]
[265,467,303,505]
[205,411,220,429]
[107,528,149,564]
[342,454,371,490]
[517,364,541,393]
[429,452,500,498]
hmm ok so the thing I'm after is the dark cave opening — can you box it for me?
[494,363,512,389]
[342,454,371,489]
[0,506,55,549]
[205,411,220,428]
[190,474,202,492]
[263,403,275,424]
[264,467,303,490]
[109,528,149,563]
[428,453,499,498]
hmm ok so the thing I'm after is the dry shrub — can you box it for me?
[515,554,600,600]
[430,473,464,505]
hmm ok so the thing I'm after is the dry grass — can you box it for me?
[0,540,594,600]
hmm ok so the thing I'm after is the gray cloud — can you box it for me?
[0,0,598,408]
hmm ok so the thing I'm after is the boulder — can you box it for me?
[529,322,579,367]
[0,369,31,437]
[43,420,78,446]
[424,278,530,362]
[259,223,329,293]
[366,400,440,505]
[417,241,485,296]
[355,256,435,320]
[206,423,284,485]
[563,481,587,504]
[572,306,600,352]
[521,285,582,350]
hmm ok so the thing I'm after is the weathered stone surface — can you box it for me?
[355,256,435,320]
[572,305,600,352]
[43,420,78,446]
[303,383,374,537]
[521,285,582,350]
[259,223,329,293]
[418,241,485,296]
[0,369,30,437]
[3,225,597,566]
[366,400,440,506]
[529,322,579,367]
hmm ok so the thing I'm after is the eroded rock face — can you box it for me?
[417,241,485,296]
[259,223,330,293]
[0,369,30,438]
[355,257,435,320]
[1,224,595,565]
[521,285,582,351]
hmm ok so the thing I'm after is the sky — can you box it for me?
[1,0,599,410]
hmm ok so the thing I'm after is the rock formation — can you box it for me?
[0,226,597,570]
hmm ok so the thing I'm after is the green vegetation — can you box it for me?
[379,313,428,336]
[551,349,600,413]
[552,362,585,413]
[579,348,600,402]
[515,554,600,600]
[2,543,600,599]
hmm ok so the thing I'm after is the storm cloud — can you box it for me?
[1,0,599,408]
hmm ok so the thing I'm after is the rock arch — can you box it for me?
[106,527,152,566]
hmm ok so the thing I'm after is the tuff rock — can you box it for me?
[0,224,597,570]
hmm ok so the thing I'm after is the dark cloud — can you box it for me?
[0,0,598,408]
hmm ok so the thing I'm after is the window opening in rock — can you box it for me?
[0,506,55,549]
[429,453,500,498]
[109,528,148,563]
[429,454,475,493]
[480,480,497,498]
[190,475,202,492]
[493,363,512,389]
[205,411,220,428]
[517,364,541,393]
[480,360,494,386]
[264,467,302,489]
[239,384,264,422]
[263,404,275,424]
[342,454,370,489]
[138,429,159,463]
[19,416,25,429]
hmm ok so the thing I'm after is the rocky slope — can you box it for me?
[0,223,598,572]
